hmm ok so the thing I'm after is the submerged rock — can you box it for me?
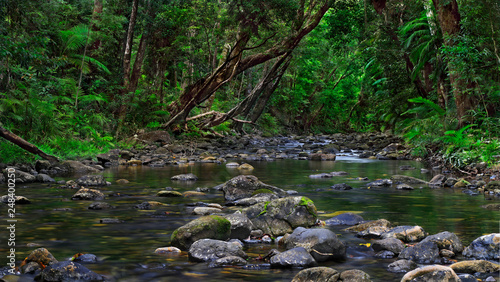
[171,173,198,181]
[269,247,318,268]
[324,213,364,226]
[291,267,339,282]
[157,190,183,197]
[462,233,500,260]
[330,183,353,190]
[283,227,346,262]
[36,261,104,281]
[398,240,441,264]
[188,239,247,262]
[2,169,35,183]
[401,265,460,282]
[88,202,114,210]
[221,175,287,201]
[367,179,392,187]
[171,215,231,250]
[429,174,447,187]
[76,175,109,186]
[209,256,248,268]
[241,196,318,236]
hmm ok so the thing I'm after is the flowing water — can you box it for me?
[1,156,499,281]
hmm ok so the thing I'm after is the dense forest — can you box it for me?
[1,0,499,168]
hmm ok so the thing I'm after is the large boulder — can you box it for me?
[220,175,287,201]
[325,213,364,226]
[381,225,427,243]
[170,215,231,250]
[398,240,441,264]
[241,196,318,236]
[283,227,346,262]
[188,239,247,262]
[3,168,35,183]
[401,265,460,282]
[36,261,105,281]
[449,260,500,275]
[462,233,500,260]
[292,267,339,282]
[269,247,318,268]
[222,213,254,240]
[420,231,463,255]
[76,175,109,186]
[59,160,99,174]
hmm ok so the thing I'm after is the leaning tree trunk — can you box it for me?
[161,0,333,129]
[0,126,59,163]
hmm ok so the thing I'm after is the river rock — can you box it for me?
[21,248,58,273]
[462,233,500,260]
[398,240,441,263]
[485,181,500,195]
[71,188,105,201]
[35,160,52,171]
[419,231,463,254]
[343,219,391,232]
[324,213,364,226]
[339,269,372,282]
[221,175,287,201]
[241,196,318,236]
[59,160,99,174]
[188,239,247,262]
[391,175,428,185]
[76,175,109,186]
[283,227,346,262]
[134,201,167,210]
[331,183,353,190]
[116,179,129,184]
[401,265,460,282]
[1,195,31,204]
[356,226,390,239]
[192,207,222,215]
[382,225,427,243]
[171,173,197,181]
[291,267,340,282]
[222,213,254,240]
[269,247,318,268]
[309,153,336,161]
[429,174,447,187]
[367,179,392,187]
[387,259,418,273]
[3,169,35,183]
[88,202,114,210]
[154,246,181,254]
[372,238,405,254]
[226,162,239,167]
[36,174,55,183]
[309,173,334,178]
[157,190,183,197]
[208,256,248,268]
[171,215,231,250]
[450,260,500,275]
[238,163,254,170]
[233,193,279,206]
[444,178,458,187]
[72,253,98,263]
[96,152,120,165]
[396,184,414,190]
[36,261,104,281]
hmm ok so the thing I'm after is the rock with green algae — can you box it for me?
[241,196,318,236]
[170,215,231,250]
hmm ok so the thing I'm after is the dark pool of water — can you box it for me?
[1,156,498,281]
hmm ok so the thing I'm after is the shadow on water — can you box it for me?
[1,157,498,281]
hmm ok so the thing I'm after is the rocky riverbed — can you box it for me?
[1,133,499,281]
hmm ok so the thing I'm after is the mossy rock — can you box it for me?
[170,215,231,250]
[252,188,274,196]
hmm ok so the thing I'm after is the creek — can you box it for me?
[1,155,498,281]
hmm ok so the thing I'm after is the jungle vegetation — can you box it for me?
[1,0,499,168]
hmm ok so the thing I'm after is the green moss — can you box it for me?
[209,215,231,235]
[252,189,274,196]
[258,201,271,216]
[298,196,317,218]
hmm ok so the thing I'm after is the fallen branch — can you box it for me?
[0,126,59,163]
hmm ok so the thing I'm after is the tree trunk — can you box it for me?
[432,0,474,127]
[0,127,59,163]
[162,0,332,129]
